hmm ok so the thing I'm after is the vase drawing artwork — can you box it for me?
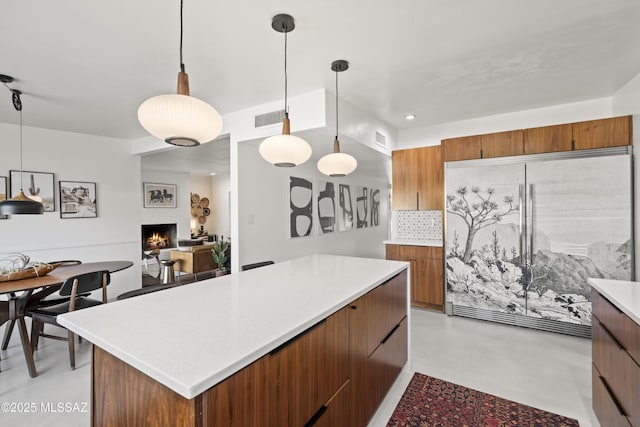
[289,176,313,238]
[445,154,632,335]
[338,184,353,231]
[317,180,336,234]
[356,185,368,228]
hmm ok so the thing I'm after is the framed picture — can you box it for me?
[289,176,313,238]
[10,170,55,212]
[143,182,177,208]
[338,184,353,231]
[317,180,336,234]
[0,176,7,219]
[59,181,97,219]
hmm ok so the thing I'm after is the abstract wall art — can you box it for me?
[289,176,313,238]
[338,183,353,231]
[317,180,336,234]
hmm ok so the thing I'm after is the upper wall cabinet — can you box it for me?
[524,123,573,154]
[573,116,632,150]
[442,130,523,162]
[445,116,632,161]
[392,145,442,210]
[481,130,524,158]
[441,135,482,161]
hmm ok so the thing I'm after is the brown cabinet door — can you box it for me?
[392,146,443,210]
[366,318,408,415]
[418,145,443,210]
[442,135,482,161]
[592,365,632,427]
[205,308,349,427]
[387,245,443,309]
[481,130,523,158]
[367,270,408,356]
[348,293,371,427]
[524,123,573,154]
[573,116,632,150]
[392,149,418,210]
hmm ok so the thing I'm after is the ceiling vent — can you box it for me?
[375,131,387,148]
[255,109,286,128]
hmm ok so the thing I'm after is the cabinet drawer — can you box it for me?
[593,290,640,366]
[367,271,408,355]
[592,317,640,425]
[592,364,631,427]
[367,317,408,415]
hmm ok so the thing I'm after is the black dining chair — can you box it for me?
[27,270,110,369]
[0,300,8,371]
[1,260,83,351]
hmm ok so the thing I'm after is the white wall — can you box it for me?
[613,71,640,116]
[0,123,141,298]
[397,97,613,149]
[238,139,389,270]
[210,174,230,239]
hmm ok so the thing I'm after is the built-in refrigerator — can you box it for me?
[444,147,633,337]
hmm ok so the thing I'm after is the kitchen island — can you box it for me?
[59,254,410,426]
[589,278,640,427]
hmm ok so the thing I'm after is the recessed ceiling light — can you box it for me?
[210,172,216,176]
[405,114,416,120]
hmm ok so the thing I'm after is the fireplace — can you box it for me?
[141,223,177,251]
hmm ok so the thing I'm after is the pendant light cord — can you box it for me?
[179,0,185,73]
[335,69,339,139]
[19,107,24,189]
[284,28,288,115]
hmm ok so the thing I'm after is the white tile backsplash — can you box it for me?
[392,210,442,240]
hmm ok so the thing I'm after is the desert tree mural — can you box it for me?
[446,186,518,263]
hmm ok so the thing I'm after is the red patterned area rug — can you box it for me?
[387,373,579,427]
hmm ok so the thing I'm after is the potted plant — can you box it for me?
[211,239,230,277]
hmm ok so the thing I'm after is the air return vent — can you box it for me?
[255,109,286,128]
[375,131,387,148]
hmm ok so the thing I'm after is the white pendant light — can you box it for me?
[137,0,222,147]
[259,14,312,167]
[0,75,44,215]
[317,60,357,177]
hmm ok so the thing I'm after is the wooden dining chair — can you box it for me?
[27,270,110,369]
[1,260,83,351]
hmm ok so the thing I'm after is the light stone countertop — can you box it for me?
[59,254,409,399]
[383,239,443,247]
[588,278,640,324]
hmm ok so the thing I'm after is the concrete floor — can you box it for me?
[0,308,598,426]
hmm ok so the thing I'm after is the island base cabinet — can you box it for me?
[89,271,408,427]
[92,346,202,427]
[592,289,640,427]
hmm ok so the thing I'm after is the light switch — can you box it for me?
[248,214,255,224]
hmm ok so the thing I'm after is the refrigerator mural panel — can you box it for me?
[524,155,632,326]
[445,148,633,337]
[445,163,525,315]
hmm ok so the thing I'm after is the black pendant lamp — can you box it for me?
[0,75,44,215]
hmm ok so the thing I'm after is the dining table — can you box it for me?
[0,260,133,377]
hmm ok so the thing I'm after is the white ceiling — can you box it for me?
[1,0,639,140]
